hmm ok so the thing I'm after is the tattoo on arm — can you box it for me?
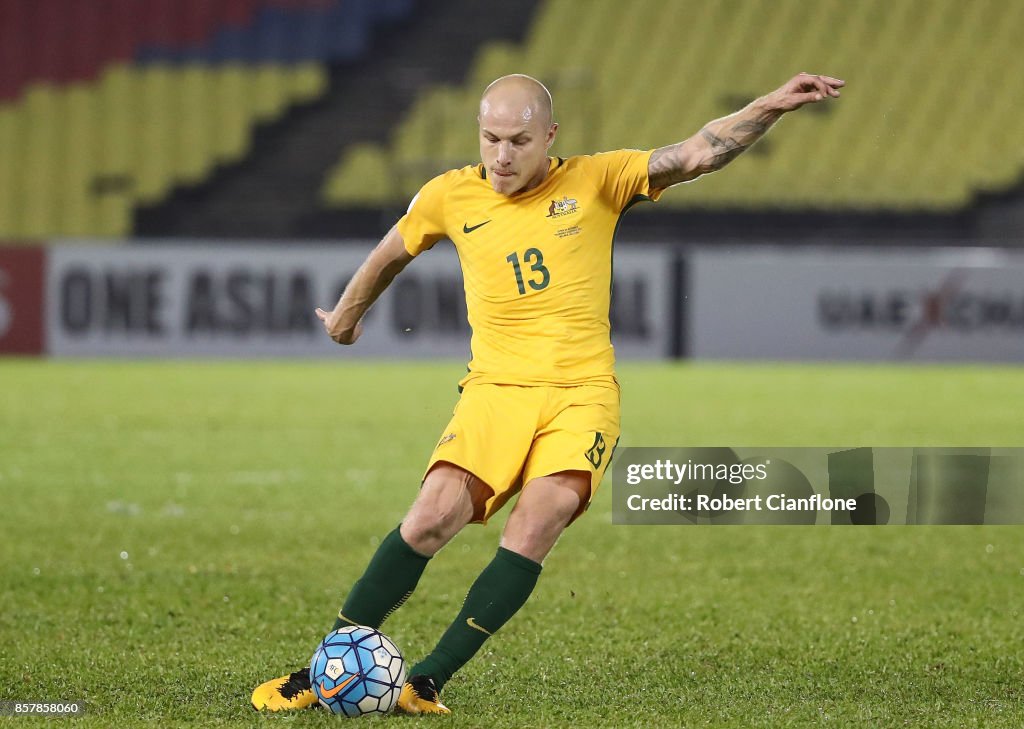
[699,128,745,170]
[730,119,772,136]
[648,144,687,189]
[699,118,773,171]
[649,107,778,188]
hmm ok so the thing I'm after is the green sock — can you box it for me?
[410,547,542,691]
[332,526,430,631]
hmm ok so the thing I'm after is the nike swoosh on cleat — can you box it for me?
[319,673,358,699]
[462,220,491,234]
[466,617,493,635]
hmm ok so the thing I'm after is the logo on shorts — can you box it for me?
[585,432,607,468]
[437,433,457,447]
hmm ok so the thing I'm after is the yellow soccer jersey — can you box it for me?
[397,150,664,388]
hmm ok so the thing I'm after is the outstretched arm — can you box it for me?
[315,224,414,344]
[648,73,844,188]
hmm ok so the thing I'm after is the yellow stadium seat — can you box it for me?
[1,1,1021,231]
[213,64,253,163]
[0,107,21,235]
[61,85,99,234]
[323,143,394,205]
[19,86,62,237]
[94,64,136,237]
[0,48,331,237]
[252,65,289,123]
[289,63,328,104]
[324,0,1024,211]
[134,66,176,204]
[470,43,522,96]
[177,65,214,186]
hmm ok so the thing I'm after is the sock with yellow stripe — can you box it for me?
[409,547,542,691]
[332,526,430,631]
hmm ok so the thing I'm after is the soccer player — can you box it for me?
[252,71,843,714]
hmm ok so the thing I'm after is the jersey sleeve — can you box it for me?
[396,173,450,257]
[588,149,665,212]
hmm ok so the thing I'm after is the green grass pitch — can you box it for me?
[1,360,1023,727]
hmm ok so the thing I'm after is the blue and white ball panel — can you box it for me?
[308,626,406,716]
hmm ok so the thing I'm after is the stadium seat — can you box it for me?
[323,144,395,205]
[214,64,255,161]
[0,0,411,238]
[0,107,16,232]
[19,87,61,237]
[60,86,100,235]
[322,0,1024,212]
[94,65,136,237]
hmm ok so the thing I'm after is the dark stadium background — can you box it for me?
[2,0,1021,242]
[2,0,1022,364]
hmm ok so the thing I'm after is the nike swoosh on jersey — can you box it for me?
[319,673,358,698]
[462,220,491,234]
[465,617,493,635]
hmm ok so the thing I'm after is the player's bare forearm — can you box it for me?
[649,100,782,187]
[648,72,844,189]
[316,225,413,345]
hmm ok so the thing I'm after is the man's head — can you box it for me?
[478,74,557,196]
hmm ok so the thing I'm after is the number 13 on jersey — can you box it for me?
[505,248,550,295]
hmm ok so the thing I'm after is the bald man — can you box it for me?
[252,71,843,715]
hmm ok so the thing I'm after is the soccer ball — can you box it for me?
[309,626,407,717]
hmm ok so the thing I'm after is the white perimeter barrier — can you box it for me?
[688,247,1024,363]
[2,242,1020,362]
[38,242,674,359]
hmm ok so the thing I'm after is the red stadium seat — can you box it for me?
[65,0,105,84]
[105,0,145,62]
[0,0,30,101]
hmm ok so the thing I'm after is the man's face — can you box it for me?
[478,96,556,196]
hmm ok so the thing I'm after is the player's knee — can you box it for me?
[501,506,570,561]
[399,518,447,556]
[403,509,470,555]
[523,472,590,522]
[499,473,590,560]
[500,524,560,563]
[402,468,476,553]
